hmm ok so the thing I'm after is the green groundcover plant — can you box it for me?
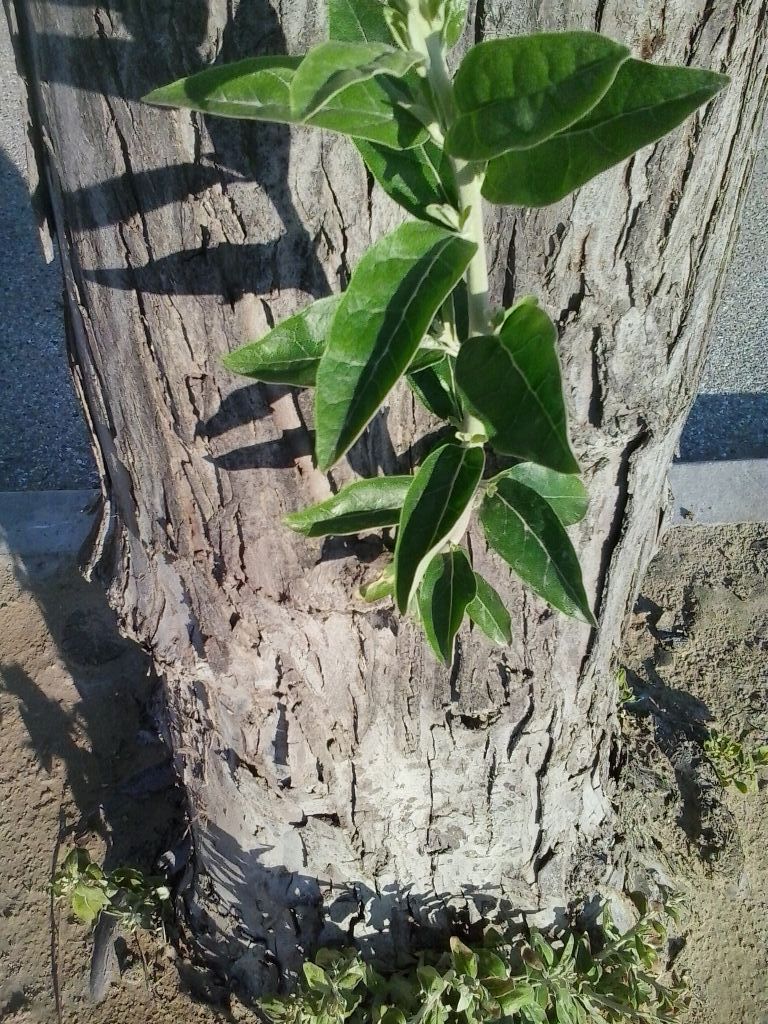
[703,729,768,794]
[53,847,170,933]
[258,895,687,1024]
[146,0,726,665]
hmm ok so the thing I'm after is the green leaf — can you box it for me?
[144,56,428,150]
[328,0,393,43]
[410,347,448,373]
[417,965,447,996]
[455,299,578,474]
[303,962,330,991]
[223,296,339,386]
[450,937,478,978]
[496,984,537,1014]
[143,55,301,120]
[359,563,395,602]
[379,1011,408,1024]
[499,463,588,526]
[309,77,428,148]
[355,138,458,226]
[480,476,595,624]
[285,477,412,537]
[447,33,629,160]
[71,882,109,926]
[289,41,421,119]
[418,549,476,664]
[224,307,445,389]
[444,0,469,47]
[314,224,476,469]
[476,949,508,979]
[467,575,512,645]
[483,58,728,206]
[407,357,461,421]
[485,978,523,999]
[394,443,484,613]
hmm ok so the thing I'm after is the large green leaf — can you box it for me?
[284,477,412,537]
[479,476,594,624]
[497,464,588,526]
[394,443,484,613]
[455,299,578,474]
[223,296,339,386]
[355,138,458,226]
[224,315,446,389]
[314,224,476,469]
[328,0,392,43]
[144,56,427,150]
[309,78,427,148]
[483,58,728,206]
[71,883,109,926]
[467,574,512,645]
[289,41,421,118]
[447,33,629,160]
[418,549,476,664]
[144,56,301,120]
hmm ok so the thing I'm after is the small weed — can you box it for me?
[616,666,635,706]
[52,848,170,932]
[260,894,687,1024]
[703,730,768,793]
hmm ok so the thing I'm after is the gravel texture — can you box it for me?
[679,117,768,461]
[0,20,97,491]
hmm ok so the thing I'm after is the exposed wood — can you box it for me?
[6,0,767,992]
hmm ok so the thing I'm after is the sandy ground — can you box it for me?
[617,523,768,1024]
[0,524,766,1022]
[0,553,246,1022]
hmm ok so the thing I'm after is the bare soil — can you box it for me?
[0,524,765,1022]
[0,555,255,1022]
[616,523,768,1024]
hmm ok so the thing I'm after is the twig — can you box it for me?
[49,805,67,1024]
[134,930,156,1003]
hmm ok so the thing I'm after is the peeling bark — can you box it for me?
[5,0,767,994]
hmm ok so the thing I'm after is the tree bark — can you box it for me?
[6,0,767,993]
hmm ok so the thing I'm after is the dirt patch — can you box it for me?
[0,555,257,1022]
[616,523,768,1024]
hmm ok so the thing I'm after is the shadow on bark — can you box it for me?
[212,430,316,471]
[57,163,241,232]
[22,0,329,300]
[82,242,331,302]
[187,819,568,997]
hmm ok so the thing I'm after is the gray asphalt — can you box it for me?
[0,17,765,488]
[679,119,768,462]
[0,20,96,490]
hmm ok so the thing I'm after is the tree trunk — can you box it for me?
[6,0,767,993]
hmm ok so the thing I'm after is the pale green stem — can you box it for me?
[422,31,491,439]
[422,33,491,334]
[453,160,491,335]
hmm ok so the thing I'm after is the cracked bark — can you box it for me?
[5,0,767,995]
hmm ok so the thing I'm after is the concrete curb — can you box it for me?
[0,489,100,559]
[0,466,765,564]
[669,460,768,525]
